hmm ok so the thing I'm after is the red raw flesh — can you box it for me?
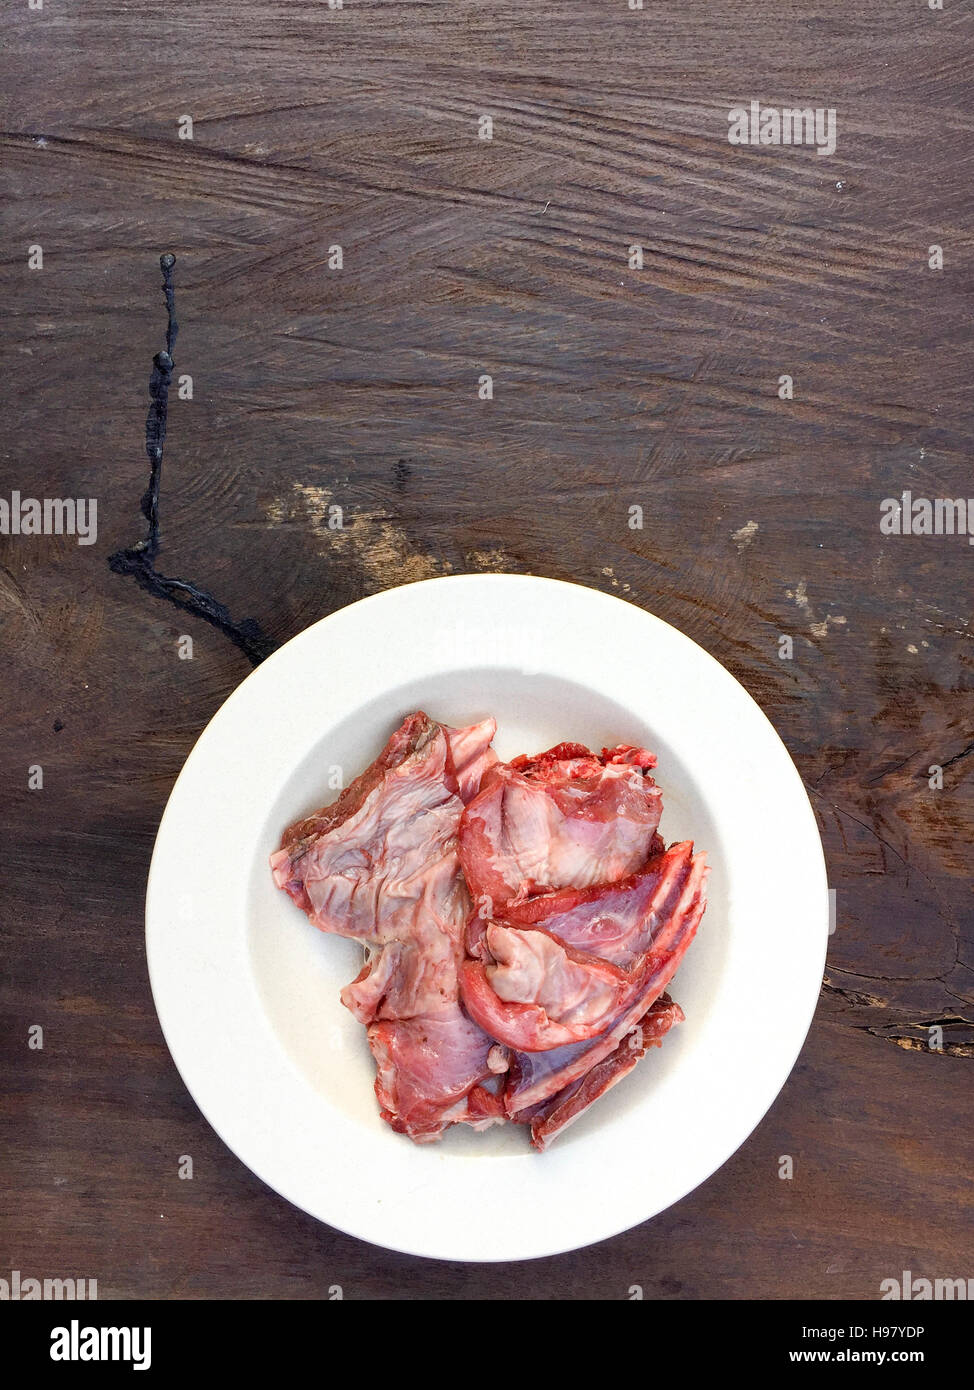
[499,837,688,964]
[460,840,701,1053]
[369,1004,507,1143]
[460,928,633,1050]
[270,711,504,1142]
[445,719,501,803]
[459,742,663,912]
[503,848,708,1115]
[527,995,685,1150]
[273,718,707,1150]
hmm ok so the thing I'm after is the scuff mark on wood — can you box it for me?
[266,481,451,591]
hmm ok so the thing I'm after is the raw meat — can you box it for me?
[271,711,504,1141]
[502,847,707,1117]
[445,718,500,803]
[526,995,685,1150]
[271,713,707,1150]
[459,843,705,1055]
[370,1006,507,1142]
[466,837,690,967]
[460,928,633,1049]
[462,832,707,1141]
[458,742,663,912]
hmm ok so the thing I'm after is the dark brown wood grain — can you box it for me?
[1,0,971,1300]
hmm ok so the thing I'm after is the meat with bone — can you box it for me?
[496,848,705,1115]
[490,842,707,1141]
[271,715,706,1149]
[458,743,663,912]
[270,711,504,1142]
[459,840,705,1053]
[524,994,685,1150]
[468,837,685,965]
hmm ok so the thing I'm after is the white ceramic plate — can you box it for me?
[147,573,827,1262]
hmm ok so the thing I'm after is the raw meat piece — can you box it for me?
[273,712,707,1150]
[502,848,708,1114]
[270,711,503,1141]
[460,927,633,1049]
[369,1004,506,1143]
[461,840,703,1051]
[526,995,684,1150]
[444,718,500,803]
[459,742,663,911]
[485,838,692,964]
[270,711,493,946]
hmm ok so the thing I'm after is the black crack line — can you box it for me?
[940,736,974,774]
[108,254,278,667]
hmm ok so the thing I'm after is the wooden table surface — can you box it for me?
[2,1,971,1299]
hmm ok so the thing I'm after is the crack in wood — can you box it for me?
[940,737,974,774]
[821,977,887,1009]
[860,1015,974,1058]
[822,977,973,1059]
[863,749,922,787]
[108,254,278,667]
